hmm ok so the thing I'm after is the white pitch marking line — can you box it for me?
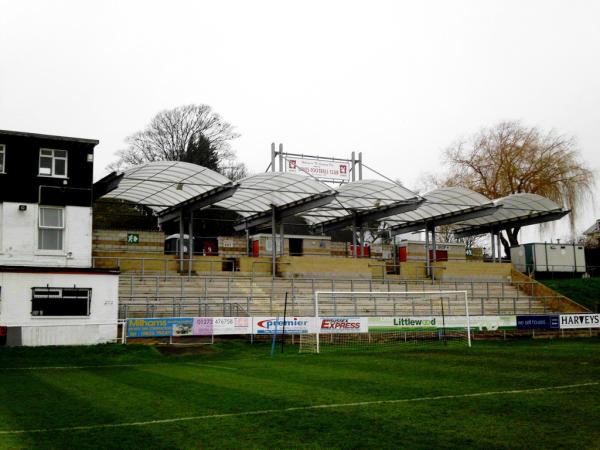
[0,362,237,371]
[0,381,597,436]
[184,363,238,371]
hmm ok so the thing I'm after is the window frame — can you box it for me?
[38,206,65,251]
[0,144,5,174]
[38,148,68,178]
[31,287,92,317]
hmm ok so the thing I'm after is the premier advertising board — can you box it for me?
[253,317,315,335]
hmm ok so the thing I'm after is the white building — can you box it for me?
[0,130,119,346]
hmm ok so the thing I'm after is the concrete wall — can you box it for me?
[218,236,247,256]
[431,261,512,281]
[251,234,331,257]
[0,202,92,267]
[277,256,372,279]
[399,262,427,279]
[93,229,165,253]
[0,271,119,346]
[238,256,272,274]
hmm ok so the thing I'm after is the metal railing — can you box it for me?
[116,274,576,318]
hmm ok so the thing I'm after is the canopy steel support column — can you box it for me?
[425,227,430,277]
[179,209,185,273]
[271,206,277,278]
[352,213,357,258]
[430,225,437,279]
[431,226,437,262]
[280,221,285,257]
[497,232,502,262]
[188,211,194,277]
[491,230,496,263]
[245,227,250,256]
[359,225,365,257]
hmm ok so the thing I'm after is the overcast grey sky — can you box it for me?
[1,0,598,238]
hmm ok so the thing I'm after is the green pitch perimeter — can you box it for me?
[0,339,599,449]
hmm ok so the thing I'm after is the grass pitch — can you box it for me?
[0,339,599,449]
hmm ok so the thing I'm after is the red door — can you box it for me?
[429,250,448,262]
[252,240,260,257]
[399,247,407,262]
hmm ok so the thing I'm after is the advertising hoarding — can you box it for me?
[516,315,560,330]
[286,158,350,181]
[319,317,368,333]
[127,318,193,338]
[559,314,600,329]
[253,317,316,334]
[368,316,516,332]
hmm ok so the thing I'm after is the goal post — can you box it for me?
[302,290,471,353]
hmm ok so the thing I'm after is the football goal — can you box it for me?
[299,291,471,353]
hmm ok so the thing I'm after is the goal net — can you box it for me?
[299,291,471,353]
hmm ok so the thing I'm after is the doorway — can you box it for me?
[289,238,303,256]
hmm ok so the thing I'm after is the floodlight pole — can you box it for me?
[351,152,356,182]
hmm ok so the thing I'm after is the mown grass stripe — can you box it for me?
[0,382,596,435]
[0,363,237,371]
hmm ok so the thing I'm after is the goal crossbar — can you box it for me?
[313,290,472,353]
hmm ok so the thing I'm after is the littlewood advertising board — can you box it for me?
[286,158,350,181]
[367,316,516,332]
[559,314,600,329]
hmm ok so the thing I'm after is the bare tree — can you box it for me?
[440,121,594,256]
[109,104,247,180]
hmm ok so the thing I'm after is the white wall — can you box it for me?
[0,271,119,346]
[0,202,92,267]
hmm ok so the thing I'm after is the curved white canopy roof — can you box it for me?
[384,186,496,234]
[100,161,232,213]
[301,179,421,228]
[453,193,569,237]
[214,172,334,218]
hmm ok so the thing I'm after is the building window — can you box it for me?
[38,207,64,250]
[31,287,91,316]
[0,144,5,173]
[39,148,67,177]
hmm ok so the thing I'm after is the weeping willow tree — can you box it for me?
[441,121,594,256]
